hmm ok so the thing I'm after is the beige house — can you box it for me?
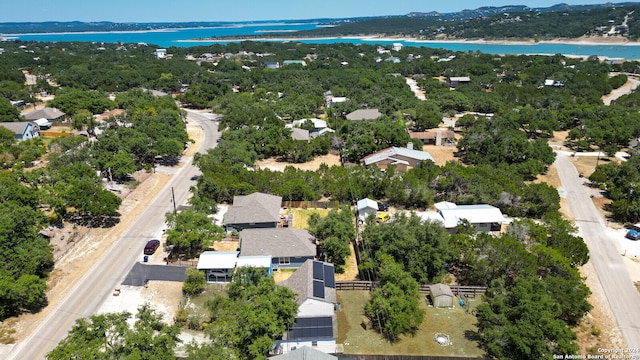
[360,146,434,172]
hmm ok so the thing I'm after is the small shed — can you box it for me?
[356,198,378,220]
[430,283,454,308]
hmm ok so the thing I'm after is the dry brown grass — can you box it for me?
[422,144,459,166]
[535,163,561,188]
[212,239,239,252]
[256,154,341,172]
[289,208,330,230]
[336,243,359,281]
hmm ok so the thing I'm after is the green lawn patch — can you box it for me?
[336,290,486,357]
[177,283,228,329]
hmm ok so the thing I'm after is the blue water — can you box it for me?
[9,22,640,60]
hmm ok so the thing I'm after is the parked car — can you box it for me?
[626,224,640,240]
[144,239,161,255]
[626,229,640,240]
[376,213,390,223]
[377,202,389,211]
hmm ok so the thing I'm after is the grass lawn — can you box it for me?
[179,283,228,329]
[289,208,330,230]
[287,208,359,280]
[336,290,486,358]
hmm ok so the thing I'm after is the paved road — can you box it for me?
[602,74,640,105]
[555,153,640,348]
[8,109,219,360]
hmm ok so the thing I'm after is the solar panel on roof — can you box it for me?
[287,317,334,340]
[313,279,325,298]
[312,261,324,280]
[316,316,332,327]
[324,264,335,288]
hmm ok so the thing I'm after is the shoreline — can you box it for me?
[2,22,324,37]
[178,34,640,47]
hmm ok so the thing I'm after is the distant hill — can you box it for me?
[2,2,640,41]
[290,2,640,41]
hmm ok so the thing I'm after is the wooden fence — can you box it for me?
[282,200,349,209]
[337,355,485,360]
[336,281,487,296]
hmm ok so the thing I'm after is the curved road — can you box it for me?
[555,153,640,348]
[8,109,219,360]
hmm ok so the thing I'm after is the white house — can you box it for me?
[392,43,403,51]
[276,260,337,355]
[155,48,167,59]
[196,251,272,283]
[422,201,505,232]
[287,118,335,138]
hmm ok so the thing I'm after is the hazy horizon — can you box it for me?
[0,1,609,23]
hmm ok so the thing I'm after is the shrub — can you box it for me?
[183,268,206,295]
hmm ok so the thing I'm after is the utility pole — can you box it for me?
[171,186,177,215]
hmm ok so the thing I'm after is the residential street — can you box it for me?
[555,153,640,348]
[7,110,219,360]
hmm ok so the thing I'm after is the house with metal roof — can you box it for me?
[360,145,434,172]
[275,260,337,355]
[196,251,272,283]
[239,228,316,269]
[223,192,282,231]
[448,76,471,88]
[287,118,336,138]
[424,201,505,232]
[0,121,40,141]
[345,108,382,121]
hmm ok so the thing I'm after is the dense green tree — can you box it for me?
[308,206,355,273]
[191,267,298,360]
[476,277,579,360]
[165,209,224,258]
[365,257,425,342]
[183,268,207,296]
[47,305,181,360]
[0,97,22,122]
[360,213,452,283]
[48,88,115,116]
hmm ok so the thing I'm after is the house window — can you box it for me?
[279,257,290,265]
[312,341,318,347]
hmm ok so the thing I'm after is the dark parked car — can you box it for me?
[377,202,389,211]
[144,239,161,255]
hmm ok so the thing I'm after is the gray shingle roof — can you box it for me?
[291,128,310,141]
[0,121,34,135]
[24,107,65,120]
[280,260,336,305]
[239,228,316,258]
[346,108,382,121]
[223,192,282,226]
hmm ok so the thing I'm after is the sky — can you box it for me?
[0,1,609,23]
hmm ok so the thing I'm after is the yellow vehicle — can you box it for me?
[376,213,390,223]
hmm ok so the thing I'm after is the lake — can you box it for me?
[8,22,640,60]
